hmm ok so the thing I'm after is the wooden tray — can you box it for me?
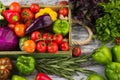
[0,5,72,59]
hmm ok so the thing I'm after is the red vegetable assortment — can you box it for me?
[0,1,70,53]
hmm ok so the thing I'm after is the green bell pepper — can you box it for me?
[87,74,105,80]
[19,36,29,51]
[112,45,120,62]
[92,45,112,65]
[105,62,120,80]
[11,75,26,80]
[16,56,35,75]
[53,19,70,36]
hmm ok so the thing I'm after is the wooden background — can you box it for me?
[0,0,106,80]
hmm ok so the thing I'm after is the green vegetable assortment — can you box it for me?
[1,0,120,80]
[95,0,120,43]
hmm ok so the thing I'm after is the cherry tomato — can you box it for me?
[72,46,81,57]
[36,41,47,53]
[42,33,53,44]
[59,1,68,5]
[31,31,41,41]
[21,8,34,21]
[117,37,120,45]
[30,3,40,13]
[60,41,69,51]
[14,23,26,37]
[47,42,58,53]
[53,34,63,45]
[8,23,16,30]
[59,8,68,16]
[23,40,36,53]
[9,2,21,13]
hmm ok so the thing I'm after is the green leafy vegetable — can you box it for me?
[95,0,120,43]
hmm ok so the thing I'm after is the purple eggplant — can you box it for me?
[25,14,53,35]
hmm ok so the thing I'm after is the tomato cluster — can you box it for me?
[23,31,69,53]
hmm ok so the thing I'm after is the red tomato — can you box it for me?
[36,72,52,80]
[47,42,58,53]
[53,34,63,44]
[31,31,41,41]
[59,1,68,5]
[42,33,53,44]
[30,3,40,13]
[36,41,47,53]
[60,41,69,51]
[9,2,21,13]
[72,46,81,57]
[117,37,120,45]
[21,8,34,21]
[59,8,68,16]
[8,23,16,30]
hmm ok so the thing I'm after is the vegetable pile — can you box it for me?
[0,1,95,80]
[91,39,120,80]
[0,1,70,53]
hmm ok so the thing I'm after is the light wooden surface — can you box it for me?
[0,0,106,80]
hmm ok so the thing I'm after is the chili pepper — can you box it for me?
[92,45,112,65]
[3,10,20,24]
[53,19,70,36]
[105,62,120,80]
[35,8,57,21]
[36,72,52,80]
[16,56,35,75]
[112,44,120,62]
[87,74,105,80]
[0,57,13,80]
[11,75,26,80]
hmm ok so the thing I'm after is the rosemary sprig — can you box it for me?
[35,54,96,80]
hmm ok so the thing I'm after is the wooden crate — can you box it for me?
[0,5,72,59]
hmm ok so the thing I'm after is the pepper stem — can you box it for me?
[12,15,18,21]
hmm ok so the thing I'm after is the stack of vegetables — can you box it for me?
[0,1,71,54]
[0,1,96,80]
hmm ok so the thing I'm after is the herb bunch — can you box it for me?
[95,0,120,43]
[69,0,107,33]
[35,54,95,80]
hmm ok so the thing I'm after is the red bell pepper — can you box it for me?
[3,10,20,24]
[36,72,52,80]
